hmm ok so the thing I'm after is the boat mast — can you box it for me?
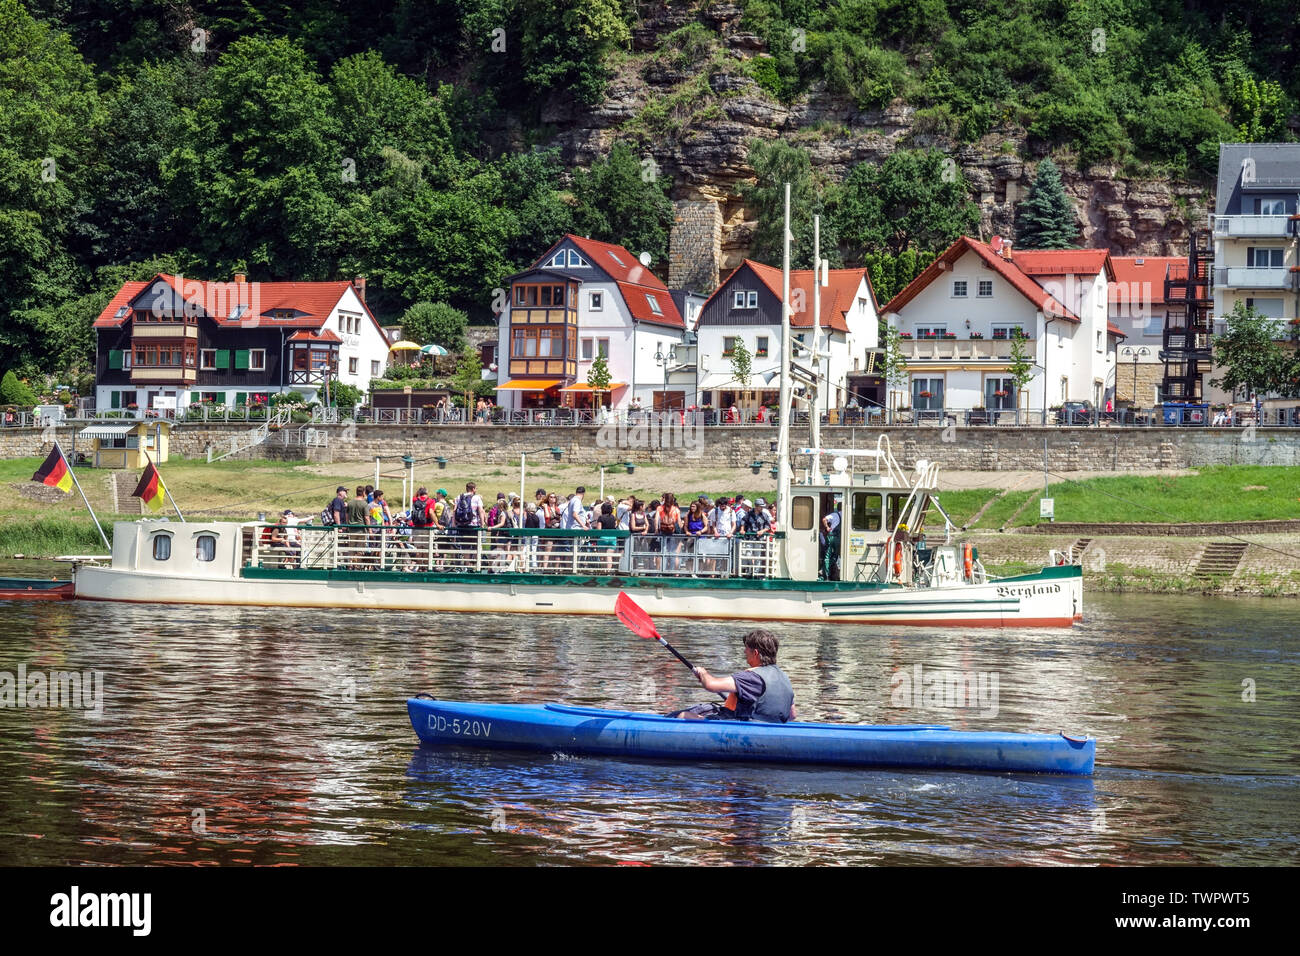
[777,183,793,537]
[810,214,821,481]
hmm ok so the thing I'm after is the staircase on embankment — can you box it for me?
[1192,542,1248,585]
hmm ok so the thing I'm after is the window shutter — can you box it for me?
[234,349,250,370]
[110,391,120,409]
[190,391,200,403]
[108,349,123,370]
[235,392,246,406]
[215,350,231,370]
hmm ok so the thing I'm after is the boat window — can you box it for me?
[851,492,882,532]
[887,494,909,531]
[152,535,171,561]
[792,495,815,531]
[195,534,216,562]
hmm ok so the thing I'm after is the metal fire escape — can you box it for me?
[1159,230,1214,402]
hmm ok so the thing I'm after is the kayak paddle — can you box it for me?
[615,591,699,674]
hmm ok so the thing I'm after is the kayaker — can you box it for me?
[670,629,796,723]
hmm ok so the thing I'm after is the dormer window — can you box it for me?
[230,304,248,320]
[114,306,128,319]
[568,250,587,267]
[645,293,662,315]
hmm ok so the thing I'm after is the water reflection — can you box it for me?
[0,591,1296,865]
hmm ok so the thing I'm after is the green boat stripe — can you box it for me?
[824,597,1019,608]
[827,607,1013,617]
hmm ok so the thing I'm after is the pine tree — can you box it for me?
[1015,159,1079,249]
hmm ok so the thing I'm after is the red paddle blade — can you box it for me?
[615,591,660,640]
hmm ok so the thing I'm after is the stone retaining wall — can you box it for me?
[1021,519,1300,536]
[4,423,1300,471]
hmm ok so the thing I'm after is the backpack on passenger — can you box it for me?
[320,505,335,526]
[454,493,476,526]
[411,497,431,527]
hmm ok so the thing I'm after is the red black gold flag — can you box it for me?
[132,462,166,511]
[32,446,73,493]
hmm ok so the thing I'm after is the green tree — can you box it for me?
[571,143,673,265]
[1211,302,1289,398]
[519,0,631,105]
[451,345,483,412]
[1007,332,1035,405]
[1015,159,1079,250]
[740,140,837,269]
[401,301,469,353]
[163,35,343,279]
[586,350,612,409]
[330,382,363,415]
[834,150,980,258]
[1,370,38,407]
[880,324,909,409]
[497,148,575,271]
[729,336,753,390]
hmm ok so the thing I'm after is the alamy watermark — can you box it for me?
[1,665,104,717]
[596,411,705,459]
[890,663,999,718]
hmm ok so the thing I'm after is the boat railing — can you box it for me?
[245,524,779,580]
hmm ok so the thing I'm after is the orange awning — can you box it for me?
[495,379,562,391]
[559,382,627,392]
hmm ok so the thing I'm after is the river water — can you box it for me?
[0,578,1296,866]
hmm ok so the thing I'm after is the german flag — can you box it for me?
[32,446,73,493]
[132,462,166,512]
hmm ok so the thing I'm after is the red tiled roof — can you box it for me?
[1010,248,1116,281]
[93,274,384,337]
[1107,321,1127,339]
[535,235,683,328]
[288,328,342,343]
[1108,256,1182,305]
[739,261,870,332]
[883,237,1079,321]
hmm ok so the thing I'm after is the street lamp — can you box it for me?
[519,446,564,510]
[654,344,677,413]
[1121,346,1150,419]
[750,459,780,479]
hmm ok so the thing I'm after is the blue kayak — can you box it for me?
[407,698,1096,775]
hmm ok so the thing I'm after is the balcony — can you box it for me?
[1214,266,1293,290]
[130,366,196,385]
[1212,215,1293,239]
[899,336,1035,362]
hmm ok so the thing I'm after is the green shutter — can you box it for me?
[110,391,120,409]
[235,392,246,406]
[190,391,200,403]
[108,349,123,370]
[215,350,231,370]
[234,349,250,370]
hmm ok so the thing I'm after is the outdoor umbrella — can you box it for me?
[419,343,449,356]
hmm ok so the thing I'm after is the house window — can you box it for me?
[916,326,947,338]
[606,251,625,268]
[371,360,380,376]
[977,279,993,297]
[200,349,216,370]
[122,351,132,370]
[597,338,610,358]
[1257,198,1285,215]
[1143,311,1163,335]
[568,250,588,267]
[1060,376,1069,401]
[985,377,1016,410]
[515,286,527,306]
[249,349,266,371]
[1245,297,1285,318]
[195,534,216,562]
[755,336,769,357]
[348,357,358,375]
[747,291,758,308]
[952,280,968,297]
[645,293,662,315]
[723,336,737,356]
[1096,330,1103,352]
[581,338,593,360]
[991,325,1025,340]
[911,377,944,410]
[152,535,172,561]
[1246,247,1284,268]
[590,291,603,311]
[733,291,745,309]
[858,296,868,313]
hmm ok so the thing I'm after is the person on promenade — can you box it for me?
[669,629,796,723]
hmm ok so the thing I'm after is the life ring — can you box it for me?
[893,541,904,577]
[1054,553,1066,566]
[962,542,973,581]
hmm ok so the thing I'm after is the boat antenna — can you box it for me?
[776,182,793,536]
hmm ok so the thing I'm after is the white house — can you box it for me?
[693,260,880,417]
[882,237,1125,414]
[494,235,691,412]
[93,274,391,414]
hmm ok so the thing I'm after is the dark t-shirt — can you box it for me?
[345,499,369,525]
[731,670,767,705]
[328,496,348,524]
[596,513,618,530]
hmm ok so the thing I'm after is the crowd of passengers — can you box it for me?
[260,482,781,575]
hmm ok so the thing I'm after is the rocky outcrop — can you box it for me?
[532,2,1212,279]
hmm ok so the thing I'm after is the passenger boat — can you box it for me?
[38,198,1082,626]
[406,698,1097,775]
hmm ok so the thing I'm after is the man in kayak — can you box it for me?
[670,629,796,722]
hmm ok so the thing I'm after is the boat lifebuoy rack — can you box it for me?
[1054,552,1067,566]
[892,540,904,578]
[962,542,973,581]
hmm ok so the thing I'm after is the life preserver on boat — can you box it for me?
[1054,552,1067,566]
[962,542,973,581]
[893,541,904,577]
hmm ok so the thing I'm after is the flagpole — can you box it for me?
[143,448,185,522]
[59,441,111,552]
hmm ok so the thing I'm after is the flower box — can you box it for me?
[941,332,957,339]
[969,332,984,339]
[994,390,1009,398]
[919,391,933,398]
[900,333,913,339]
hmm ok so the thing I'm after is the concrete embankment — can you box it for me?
[976,531,1300,596]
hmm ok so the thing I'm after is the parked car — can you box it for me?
[1055,401,1095,425]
